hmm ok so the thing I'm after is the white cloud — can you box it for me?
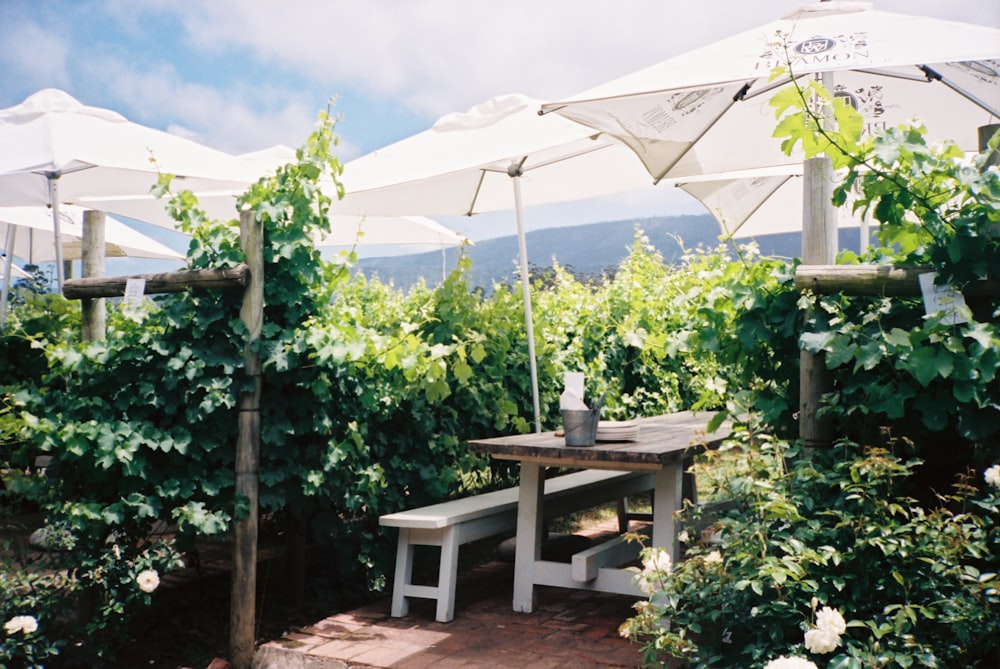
[70,52,334,156]
[135,1,701,117]
[131,0,1000,123]
[0,14,70,89]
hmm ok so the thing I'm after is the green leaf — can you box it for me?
[826,336,858,368]
[884,328,913,348]
[902,346,953,387]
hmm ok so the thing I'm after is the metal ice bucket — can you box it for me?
[561,408,600,447]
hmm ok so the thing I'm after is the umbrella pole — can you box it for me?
[509,170,542,433]
[49,176,65,294]
[0,224,17,328]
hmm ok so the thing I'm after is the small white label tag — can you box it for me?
[123,278,146,309]
[918,271,967,325]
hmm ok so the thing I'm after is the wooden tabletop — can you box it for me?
[468,411,731,471]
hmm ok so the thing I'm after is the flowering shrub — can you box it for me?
[620,438,1000,668]
[0,523,183,667]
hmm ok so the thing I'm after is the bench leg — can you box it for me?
[435,525,460,623]
[616,498,629,533]
[391,528,415,618]
[682,453,698,505]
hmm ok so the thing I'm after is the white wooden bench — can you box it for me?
[379,468,654,623]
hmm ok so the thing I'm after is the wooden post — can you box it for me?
[230,211,263,669]
[81,210,106,342]
[801,156,838,264]
[979,123,1000,170]
[800,154,837,449]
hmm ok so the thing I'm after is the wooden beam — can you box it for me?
[62,264,250,299]
[795,265,1000,297]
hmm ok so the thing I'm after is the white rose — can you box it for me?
[136,569,160,593]
[815,606,847,635]
[642,548,672,575]
[984,464,1000,488]
[804,627,840,654]
[764,657,819,669]
[4,615,38,635]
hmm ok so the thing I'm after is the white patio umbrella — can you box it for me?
[0,89,261,290]
[319,215,470,283]
[317,215,468,248]
[0,204,185,326]
[329,93,660,431]
[1,264,31,281]
[81,145,470,250]
[541,1,1000,258]
[0,205,183,263]
[675,165,873,240]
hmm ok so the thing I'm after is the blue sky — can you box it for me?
[1,0,998,267]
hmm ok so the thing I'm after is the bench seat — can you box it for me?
[379,468,654,622]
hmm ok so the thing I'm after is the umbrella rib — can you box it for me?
[741,77,788,101]
[519,139,612,173]
[748,65,1000,119]
[465,169,488,216]
[917,65,1000,118]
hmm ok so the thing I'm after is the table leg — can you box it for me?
[513,461,544,613]
[652,464,683,562]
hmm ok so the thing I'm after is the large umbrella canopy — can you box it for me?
[541,1,1000,260]
[541,2,999,183]
[333,93,654,217]
[0,89,261,288]
[0,205,183,262]
[81,145,470,249]
[330,93,662,431]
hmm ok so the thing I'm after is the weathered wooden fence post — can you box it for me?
[231,210,263,669]
[799,155,837,449]
[81,210,106,342]
[798,70,838,449]
[980,123,1000,170]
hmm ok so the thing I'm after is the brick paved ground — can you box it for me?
[254,521,655,669]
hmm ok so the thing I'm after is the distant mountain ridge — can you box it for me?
[355,214,865,290]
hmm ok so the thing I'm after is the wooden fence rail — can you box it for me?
[62,264,250,299]
[794,265,1000,297]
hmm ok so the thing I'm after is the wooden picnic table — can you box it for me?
[468,411,730,613]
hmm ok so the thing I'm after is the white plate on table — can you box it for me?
[595,420,640,442]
